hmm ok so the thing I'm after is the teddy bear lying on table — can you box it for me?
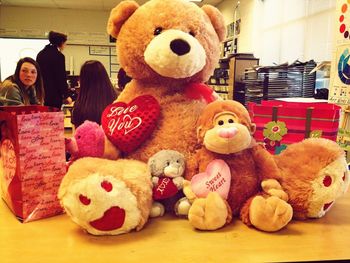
[183,100,349,231]
[58,0,226,235]
[274,138,349,220]
[58,157,152,235]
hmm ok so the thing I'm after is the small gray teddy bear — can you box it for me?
[148,150,191,217]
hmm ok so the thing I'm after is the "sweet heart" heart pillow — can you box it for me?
[191,159,231,200]
[101,95,160,154]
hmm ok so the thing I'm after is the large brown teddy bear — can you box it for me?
[184,100,349,231]
[105,0,225,162]
[59,0,226,235]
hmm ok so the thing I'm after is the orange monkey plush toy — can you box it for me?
[185,100,293,231]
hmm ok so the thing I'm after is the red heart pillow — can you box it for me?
[101,95,160,153]
[153,177,179,200]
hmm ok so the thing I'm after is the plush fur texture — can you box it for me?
[186,101,293,231]
[59,0,226,236]
[65,121,120,161]
[274,138,349,219]
[186,101,349,232]
[148,150,186,216]
[66,121,105,159]
[58,158,152,235]
[107,0,225,165]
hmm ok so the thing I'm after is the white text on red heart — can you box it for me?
[107,105,143,135]
[156,177,171,195]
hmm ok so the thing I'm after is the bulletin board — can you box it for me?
[0,38,49,81]
[329,0,350,153]
[329,0,350,105]
[0,37,119,81]
[63,44,118,80]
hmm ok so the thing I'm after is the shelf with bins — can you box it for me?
[221,36,238,59]
[208,68,230,100]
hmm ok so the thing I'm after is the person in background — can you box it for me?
[71,60,117,128]
[116,67,132,95]
[0,57,44,106]
[36,31,72,109]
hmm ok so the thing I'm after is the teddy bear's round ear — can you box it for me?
[202,5,226,42]
[107,0,139,39]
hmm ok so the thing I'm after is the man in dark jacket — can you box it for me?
[37,31,72,109]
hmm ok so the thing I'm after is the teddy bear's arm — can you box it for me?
[261,179,288,201]
[251,144,282,181]
[185,152,200,180]
[172,177,184,189]
[251,145,289,199]
[152,176,159,186]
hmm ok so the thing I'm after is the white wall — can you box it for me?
[216,0,259,55]
[0,6,116,77]
[0,6,110,39]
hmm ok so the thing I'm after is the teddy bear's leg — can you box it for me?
[248,195,293,232]
[174,197,192,216]
[59,158,152,235]
[188,192,231,230]
[150,201,165,218]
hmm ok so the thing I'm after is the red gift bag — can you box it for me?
[248,101,341,154]
[0,106,66,222]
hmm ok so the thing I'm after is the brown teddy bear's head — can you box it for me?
[107,0,225,85]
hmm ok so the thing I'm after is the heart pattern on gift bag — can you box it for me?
[191,159,231,200]
[0,139,17,192]
[101,95,160,154]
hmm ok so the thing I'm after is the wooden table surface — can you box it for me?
[1,190,350,263]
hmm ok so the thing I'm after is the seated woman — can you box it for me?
[71,60,117,128]
[0,57,44,106]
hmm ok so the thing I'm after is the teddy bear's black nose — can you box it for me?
[170,39,191,56]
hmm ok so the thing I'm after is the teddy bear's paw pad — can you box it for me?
[188,192,228,230]
[60,173,142,235]
[150,202,165,218]
[174,197,191,217]
[249,195,293,232]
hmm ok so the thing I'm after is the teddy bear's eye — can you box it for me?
[218,120,224,126]
[189,31,195,37]
[176,160,180,163]
[228,119,234,124]
[166,161,170,166]
[154,27,163,35]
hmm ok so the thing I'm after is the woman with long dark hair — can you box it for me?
[71,60,117,128]
[0,57,45,105]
